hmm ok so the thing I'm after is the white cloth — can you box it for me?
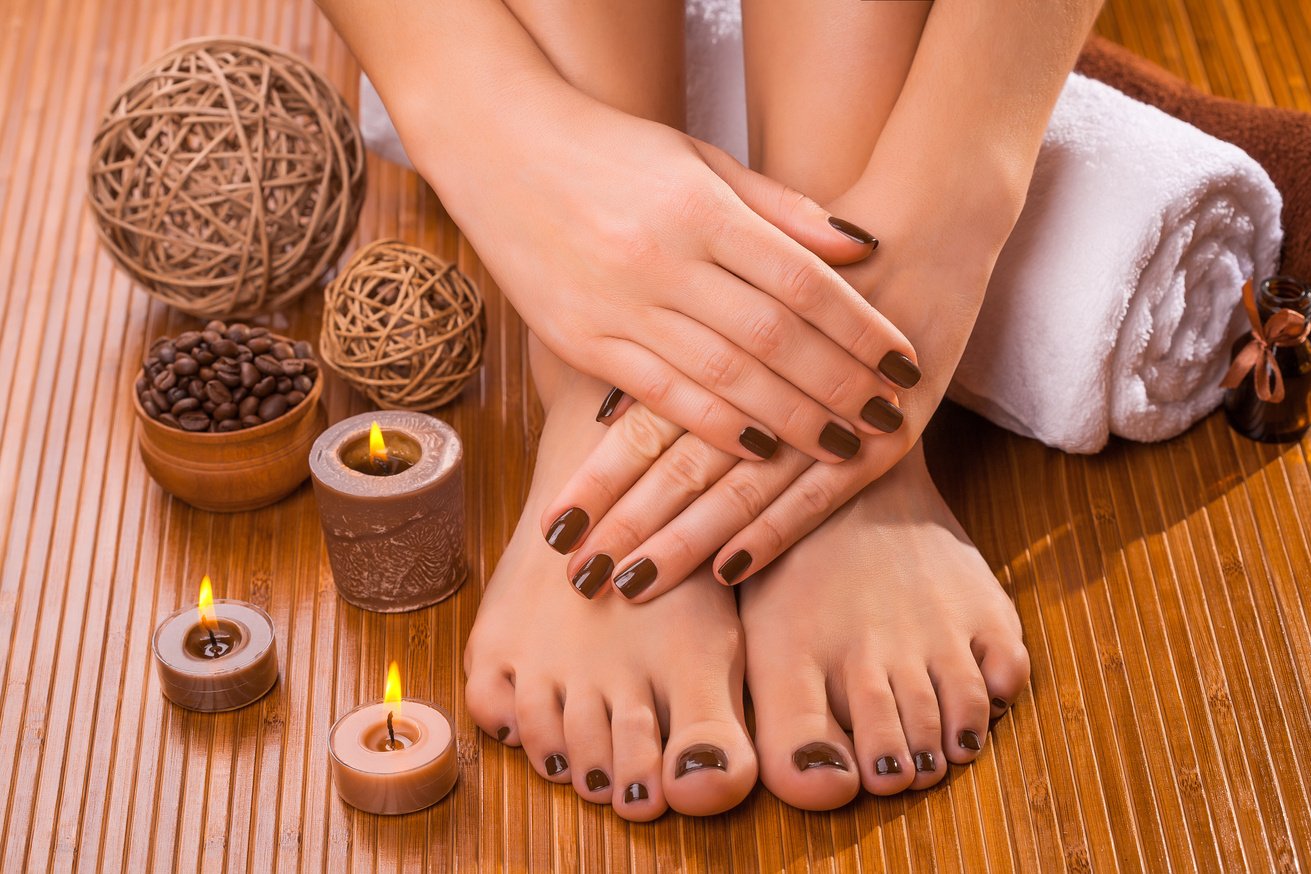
[358,3,1284,454]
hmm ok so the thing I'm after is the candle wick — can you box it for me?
[207,626,218,652]
[387,710,396,750]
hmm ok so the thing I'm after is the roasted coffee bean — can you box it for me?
[187,380,205,401]
[238,396,260,418]
[236,349,253,363]
[231,386,247,403]
[142,398,160,418]
[135,375,148,395]
[157,343,177,364]
[159,413,180,427]
[167,387,188,406]
[148,388,168,410]
[241,415,263,428]
[302,360,318,376]
[240,362,259,388]
[254,354,284,376]
[292,375,313,393]
[179,412,210,432]
[275,377,293,393]
[175,331,201,351]
[205,381,232,404]
[257,394,288,420]
[211,338,239,357]
[202,400,217,414]
[252,376,276,398]
[226,324,249,343]
[144,355,160,371]
[271,341,294,360]
[280,358,306,376]
[152,369,177,391]
[213,402,238,421]
[293,340,312,359]
[217,419,243,433]
[172,355,197,376]
[198,366,215,381]
[285,390,306,406]
[194,349,215,365]
[200,330,222,346]
[204,320,226,334]
[216,369,242,388]
[248,326,270,338]
[170,397,200,415]
[248,336,273,354]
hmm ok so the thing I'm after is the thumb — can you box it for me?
[693,139,877,266]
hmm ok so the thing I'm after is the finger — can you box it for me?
[651,309,865,463]
[694,140,878,266]
[594,386,635,425]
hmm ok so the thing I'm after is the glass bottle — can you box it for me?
[1223,276,1311,443]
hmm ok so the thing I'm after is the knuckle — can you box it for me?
[621,408,668,462]
[793,477,834,517]
[721,475,767,515]
[598,513,645,550]
[637,370,675,408]
[751,514,787,556]
[663,446,711,494]
[746,307,788,359]
[849,311,887,362]
[818,368,859,410]
[612,706,657,739]
[780,257,827,314]
[772,395,809,440]
[578,467,621,508]
[659,525,701,566]
[700,346,745,391]
[776,184,812,221]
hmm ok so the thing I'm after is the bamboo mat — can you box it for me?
[0,0,1308,870]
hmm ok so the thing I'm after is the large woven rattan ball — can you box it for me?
[321,239,485,410]
[88,37,365,318]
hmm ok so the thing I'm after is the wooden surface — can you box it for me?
[0,0,1309,870]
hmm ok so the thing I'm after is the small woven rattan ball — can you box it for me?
[321,240,485,410]
[88,37,365,318]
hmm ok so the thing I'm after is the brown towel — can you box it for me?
[1077,34,1310,278]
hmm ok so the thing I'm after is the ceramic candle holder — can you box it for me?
[309,411,466,612]
[329,699,458,814]
[152,599,278,711]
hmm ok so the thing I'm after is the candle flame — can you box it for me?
[384,660,402,716]
[197,574,218,631]
[369,421,388,464]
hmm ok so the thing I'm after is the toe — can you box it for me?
[661,684,756,816]
[930,652,992,765]
[514,678,571,783]
[466,668,519,746]
[973,634,1031,719]
[608,694,668,822]
[563,691,615,804]
[843,667,915,795]
[890,667,946,790]
[753,662,860,810]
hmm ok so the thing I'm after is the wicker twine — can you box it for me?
[88,37,365,318]
[321,240,485,410]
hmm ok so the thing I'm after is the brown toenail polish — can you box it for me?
[819,422,860,460]
[545,753,568,776]
[991,697,1009,710]
[717,549,752,585]
[827,216,878,248]
[496,726,510,742]
[596,387,624,421]
[675,744,728,778]
[793,742,849,772]
[546,507,588,553]
[614,557,657,599]
[623,782,649,804]
[860,397,904,433]
[571,553,614,599]
[913,751,936,773]
[585,769,611,792]
[878,351,922,388]
[739,426,778,459]
[875,755,902,776]
[959,730,981,751]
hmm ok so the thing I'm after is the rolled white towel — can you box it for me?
[950,74,1282,453]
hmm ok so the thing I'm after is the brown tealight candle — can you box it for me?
[329,662,458,814]
[152,575,278,712]
[310,411,466,612]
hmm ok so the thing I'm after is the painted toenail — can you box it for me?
[878,351,922,388]
[571,553,614,599]
[860,397,904,433]
[496,726,510,742]
[991,697,1009,710]
[675,744,727,778]
[818,422,860,459]
[596,387,624,421]
[585,769,610,792]
[623,782,649,804]
[546,507,589,553]
[717,549,752,585]
[544,753,569,776]
[613,557,657,599]
[792,742,849,772]
[875,755,902,776]
[913,751,936,773]
[958,730,982,751]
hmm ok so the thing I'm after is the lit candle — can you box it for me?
[309,411,466,612]
[152,575,278,712]
[329,661,458,814]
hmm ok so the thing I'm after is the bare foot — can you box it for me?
[464,371,757,820]
[739,446,1030,808]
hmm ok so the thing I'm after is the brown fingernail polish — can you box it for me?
[875,755,902,776]
[596,387,624,421]
[959,730,981,751]
[860,397,904,433]
[828,216,878,247]
[819,422,860,459]
[793,742,849,772]
[717,549,752,585]
[878,351,921,388]
[623,782,649,804]
[614,558,657,599]
[913,751,936,773]
[675,744,727,778]
[496,726,510,742]
[571,553,613,599]
[585,769,611,791]
[991,697,1009,710]
[546,507,588,553]
[739,426,778,459]
[545,753,568,776]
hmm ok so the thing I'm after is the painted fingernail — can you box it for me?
[496,726,510,742]
[596,387,624,421]
[875,755,902,776]
[571,553,614,599]
[623,782,649,804]
[613,557,657,599]
[878,351,921,388]
[819,422,860,459]
[585,769,611,791]
[991,697,1009,710]
[739,426,778,459]
[546,507,588,553]
[793,742,849,772]
[717,549,752,585]
[545,753,569,776]
[959,730,982,751]
[675,744,727,778]
[860,397,904,433]
[913,751,936,773]
[828,216,878,247]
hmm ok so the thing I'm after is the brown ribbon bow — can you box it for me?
[1220,279,1311,404]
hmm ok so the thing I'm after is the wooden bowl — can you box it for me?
[132,373,328,512]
